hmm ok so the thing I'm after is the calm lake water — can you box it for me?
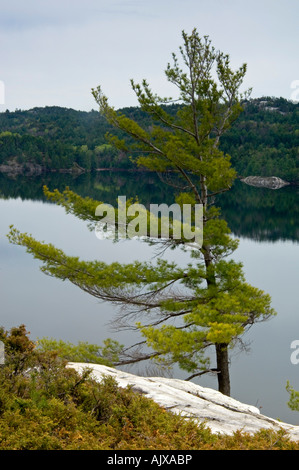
[0,171,298,425]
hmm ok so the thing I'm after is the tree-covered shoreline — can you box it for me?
[0,96,298,182]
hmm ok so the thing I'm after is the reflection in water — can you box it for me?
[0,171,298,242]
[217,180,299,243]
[0,171,299,425]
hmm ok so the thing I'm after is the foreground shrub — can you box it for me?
[36,336,123,366]
[0,325,299,450]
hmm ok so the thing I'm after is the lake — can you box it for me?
[0,170,298,425]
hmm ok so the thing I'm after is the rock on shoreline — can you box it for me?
[68,362,299,441]
[0,161,44,176]
[0,160,85,176]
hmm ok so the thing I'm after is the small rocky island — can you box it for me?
[241,176,290,189]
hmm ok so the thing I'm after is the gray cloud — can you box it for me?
[0,0,157,30]
[0,0,298,111]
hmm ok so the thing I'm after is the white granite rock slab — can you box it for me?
[68,362,299,440]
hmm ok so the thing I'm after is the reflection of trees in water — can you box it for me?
[0,171,172,205]
[216,181,299,242]
[0,172,298,242]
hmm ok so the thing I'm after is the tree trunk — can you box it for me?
[202,243,231,397]
[215,343,230,396]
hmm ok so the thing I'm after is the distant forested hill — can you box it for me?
[0,97,298,182]
[220,97,299,183]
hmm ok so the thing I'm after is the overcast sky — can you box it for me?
[0,0,298,111]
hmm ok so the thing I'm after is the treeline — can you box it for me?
[0,107,120,171]
[0,98,298,181]
[0,130,117,170]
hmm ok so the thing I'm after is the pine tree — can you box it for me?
[8,29,275,396]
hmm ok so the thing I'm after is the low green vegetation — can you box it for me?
[36,336,123,366]
[286,382,299,413]
[0,324,299,450]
